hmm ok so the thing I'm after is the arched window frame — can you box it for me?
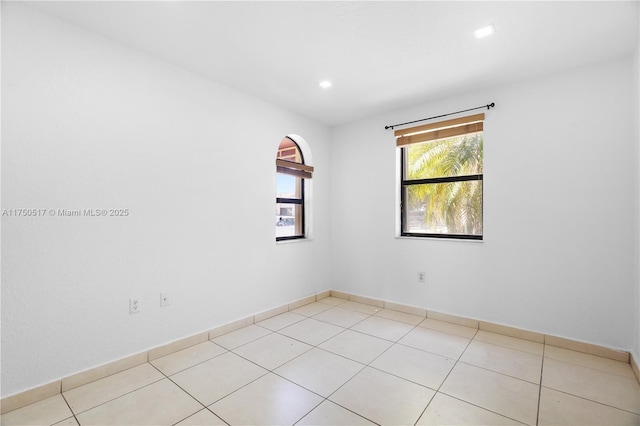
[275,135,313,241]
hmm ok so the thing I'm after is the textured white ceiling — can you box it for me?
[23,1,640,126]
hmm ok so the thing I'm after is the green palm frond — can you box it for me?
[405,133,483,234]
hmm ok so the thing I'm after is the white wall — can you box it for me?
[1,4,331,397]
[331,57,637,352]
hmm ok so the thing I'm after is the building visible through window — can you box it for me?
[398,114,484,240]
[276,137,313,241]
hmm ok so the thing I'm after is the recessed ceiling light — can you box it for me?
[474,24,495,39]
[319,80,332,89]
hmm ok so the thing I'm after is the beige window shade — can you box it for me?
[395,113,484,147]
[276,159,314,179]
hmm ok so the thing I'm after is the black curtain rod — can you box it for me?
[385,102,495,130]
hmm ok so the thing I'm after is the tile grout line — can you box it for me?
[67,359,234,425]
[270,352,375,426]
[238,310,376,426]
[289,399,327,426]
[452,360,543,387]
[285,302,391,425]
[150,342,229,377]
[211,327,275,353]
[276,333,377,426]
[59,392,80,426]
[474,331,546,357]
[145,363,223,426]
[170,407,230,426]
[468,334,625,409]
[172,351,272,423]
[411,327,478,425]
[297,335,376,425]
[63,371,166,418]
[330,311,428,426]
[538,385,640,416]
[543,353,640,381]
[535,343,546,426]
[290,301,498,425]
[427,329,529,426]
[412,392,438,426]
[539,345,640,417]
[356,313,432,426]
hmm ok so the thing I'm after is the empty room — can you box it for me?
[1,1,639,425]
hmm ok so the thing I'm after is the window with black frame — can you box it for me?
[398,114,484,240]
[276,137,313,241]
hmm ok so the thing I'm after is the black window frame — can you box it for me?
[399,120,484,241]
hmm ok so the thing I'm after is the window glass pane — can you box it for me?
[404,180,483,236]
[276,173,295,197]
[277,138,303,163]
[275,203,302,238]
[276,173,302,198]
[406,133,482,180]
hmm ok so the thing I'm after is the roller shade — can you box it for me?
[276,159,314,179]
[396,113,484,147]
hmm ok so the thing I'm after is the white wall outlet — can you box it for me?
[129,297,141,314]
[160,292,170,307]
[418,272,426,283]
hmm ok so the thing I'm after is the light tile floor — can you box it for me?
[3,296,640,425]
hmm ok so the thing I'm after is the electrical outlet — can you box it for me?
[160,292,170,307]
[129,297,141,314]
[418,272,426,283]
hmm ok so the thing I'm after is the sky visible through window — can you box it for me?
[276,173,295,196]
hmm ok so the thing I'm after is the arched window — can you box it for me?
[275,136,313,241]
